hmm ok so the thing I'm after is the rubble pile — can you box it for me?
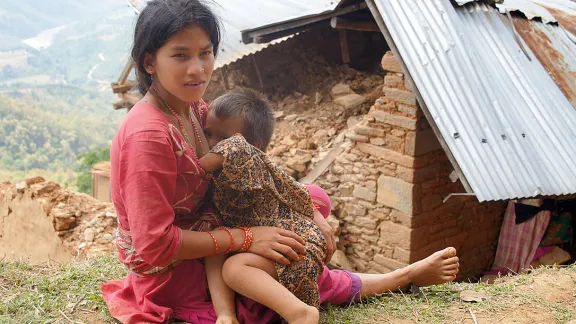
[0,177,117,259]
[267,72,383,180]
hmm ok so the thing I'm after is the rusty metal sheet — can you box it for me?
[513,17,576,107]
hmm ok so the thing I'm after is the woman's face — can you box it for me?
[145,24,215,103]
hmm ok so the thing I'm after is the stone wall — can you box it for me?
[316,51,507,279]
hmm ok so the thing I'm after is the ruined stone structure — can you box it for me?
[315,52,507,279]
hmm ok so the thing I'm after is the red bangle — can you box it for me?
[207,231,219,254]
[218,227,234,254]
[239,227,253,252]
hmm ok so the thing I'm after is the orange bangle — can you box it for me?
[238,227,253,252]
[218,227,234,254]
[207,231,219,254]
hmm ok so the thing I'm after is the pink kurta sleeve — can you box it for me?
[118,129,182,267]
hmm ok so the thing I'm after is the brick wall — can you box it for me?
[316,51,506,279]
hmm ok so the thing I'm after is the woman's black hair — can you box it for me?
[131,0,221,95]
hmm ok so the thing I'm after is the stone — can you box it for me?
[330,250,353,271]
[421,195,443,212]
[338,184,354,196]
[391,209,412,227]
[377,176,418,215]
[355,126,385,138]
[355,216,377,229]
[315,92,323,105]
[15,182,27,193]
[274,111,285,120]
[331,83,354,97]
[347,116,361,129]
[381,51,403,73]
[538,246,571,266]
[358,143,420,168]
[326,215,341,236]
[25,176,45,186]
[368,261,393,274]
[370,137,385,146]
[391,129,405,137]
[353,186,376,203]
[382,87,416,106]
[398,104,418,117]
[346,133,369,143]
[396,163,441,184]
[84,228,96,242]
[393,246,411,263]
[312,129,329,139]
[384,73,403,87]
[281,136,298,146]
[286,158,307,173]
[370,110,417,130]
[103,233,114,241]
[378,221,412,250]
[386,136,403,152]
[32,181,60,195]
[344,204,367,217]
[405,128,442,157]
[334,94,367,109]
[331,165,345,174]
[285,114,298,122]
[374,254,407,270]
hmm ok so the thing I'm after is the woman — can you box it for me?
[101,1,460,323]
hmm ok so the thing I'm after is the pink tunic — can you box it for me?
[102,102,361,323]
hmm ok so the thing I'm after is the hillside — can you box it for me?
[0,0,134,189]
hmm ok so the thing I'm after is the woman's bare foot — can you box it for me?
[408,247,459,286]
[286,305,319,324]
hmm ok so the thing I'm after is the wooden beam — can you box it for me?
[299,144,345,184]
[243,2,368,44]
[220,66,230,91]
[339,30,350,64]
[330,17,380,32]
[251,56,264,89]
[111,80,138,94]
[117,58,135,84]
[113,92,141,110]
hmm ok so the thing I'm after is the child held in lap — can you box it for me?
[198,88,327,324]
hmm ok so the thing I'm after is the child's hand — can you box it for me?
[216,313,239,324]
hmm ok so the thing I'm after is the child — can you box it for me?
[199,88,326,324]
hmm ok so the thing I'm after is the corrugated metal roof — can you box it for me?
[369,0,576,201]
[126,0,340,69]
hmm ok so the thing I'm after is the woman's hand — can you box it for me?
[248,227,306,265]
[313,211,337,264]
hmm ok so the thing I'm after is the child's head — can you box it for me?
[132,0,221,102]
[205,88,275,151]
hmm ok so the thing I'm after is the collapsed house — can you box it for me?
[110,0,576,280]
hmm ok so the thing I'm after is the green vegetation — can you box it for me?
[0,90,120,172]
[76,146,111,195]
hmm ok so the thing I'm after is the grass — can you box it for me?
[1,256,575,324]
[0,256,126,323]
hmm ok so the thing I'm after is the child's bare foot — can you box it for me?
[286,305,319,324]
[408,247,459,286]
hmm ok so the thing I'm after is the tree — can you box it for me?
[75,146,110,194]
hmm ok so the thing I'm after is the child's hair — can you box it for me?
[131,0,221,95]
[211,88,275,151]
